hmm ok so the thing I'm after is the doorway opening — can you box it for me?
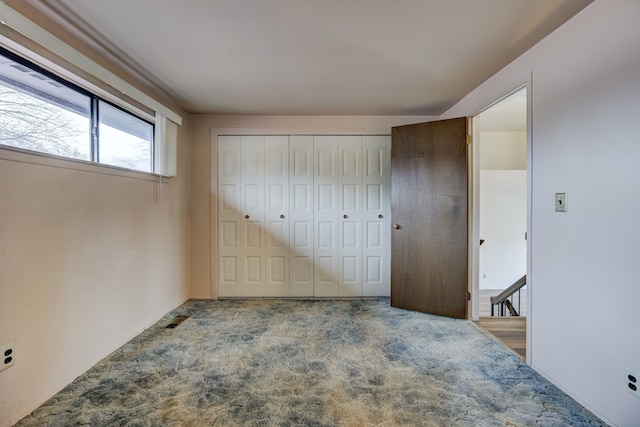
[471,87,528,360]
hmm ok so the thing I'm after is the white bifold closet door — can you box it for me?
[264,136,290,296]
[361,136,390,296]
[218,134,389,298]
[289,136,315,297]
[218,136,267,297]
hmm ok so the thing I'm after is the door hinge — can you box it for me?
[466,291,471,301]
[466,135,472,145]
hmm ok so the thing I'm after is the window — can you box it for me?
[0,48,153,173]
[98,100,153,172]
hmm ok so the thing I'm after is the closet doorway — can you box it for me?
[217,134,391,298]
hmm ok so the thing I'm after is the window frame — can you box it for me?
[0,46,155,174]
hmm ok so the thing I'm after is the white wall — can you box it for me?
[0,129,190,427]
[479,131,527,291]
[0,24,190,425]
[479,131,526,170]
[443,1,640,425]
[479,170,526,290]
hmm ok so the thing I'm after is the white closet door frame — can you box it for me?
[213,131,391,299]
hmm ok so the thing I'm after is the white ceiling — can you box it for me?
[29,0,592,116]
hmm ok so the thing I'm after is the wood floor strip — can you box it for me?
[475,317,526,360]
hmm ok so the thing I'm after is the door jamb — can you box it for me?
[468,82,532,364]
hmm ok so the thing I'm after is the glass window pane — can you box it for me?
[0,54,91,159]
[98,100,153,172]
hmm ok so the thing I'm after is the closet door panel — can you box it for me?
[291,255,312,291]
[218,136,243,297]
[338,136,363,296]
[362,135,391,296]
[267,256,287,290]
[289,136,314,296]
[240,136,265,296]
[265,136,290,296]
[221,256,239,286]
[313,136,338,296]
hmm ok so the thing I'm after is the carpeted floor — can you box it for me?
[16,299,605,426]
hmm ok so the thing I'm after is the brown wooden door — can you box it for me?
[391,118,468,318]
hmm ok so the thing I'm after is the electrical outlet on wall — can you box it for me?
[0,343,15,372]
[627,370,640,399]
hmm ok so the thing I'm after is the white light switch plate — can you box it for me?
[555,193,567,212]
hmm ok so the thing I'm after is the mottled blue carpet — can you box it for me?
[16,299,604,426]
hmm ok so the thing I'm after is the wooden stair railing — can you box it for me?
[490,275,526,316]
